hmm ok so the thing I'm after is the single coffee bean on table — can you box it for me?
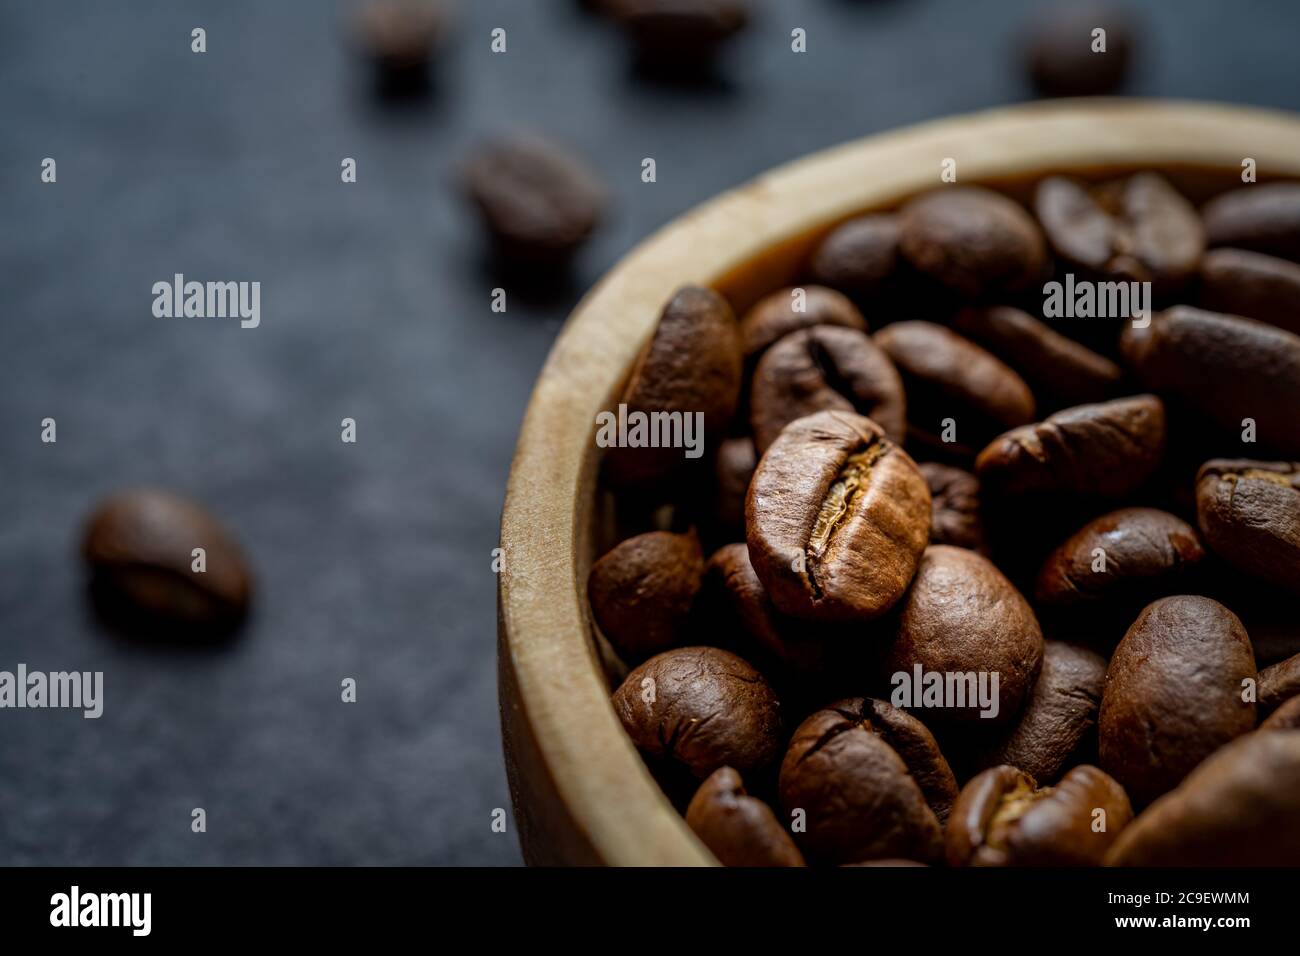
[1022,4,1134,98]
[354,0,446,96]
[609,0,748,75]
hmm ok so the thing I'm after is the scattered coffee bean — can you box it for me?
[1196,460,1300,595]
[806,214,901,300]
[610,0,748,74]
[355,0,445,96]
[1099,595,1256,806]
[1035,173,1203,293]
[1199,247,1300,336]
[1258,651,1300,717]
[463,135,605,267]
[685,767,805,867]
[1202,182,1300,262]
[750,325,906,453]
[974,641,1107,784]
[612,646,781,778]
[1122,307,1300,456]
[1023,5,1134,98]
[975,394,1165,498]
[886,545,1045,724]
[875,321,1036,457]
[588,530,703,662]
[738,285,866,359]
[603,285,743,487]
[946,765,1132,866]
[1105,730,1300,865]
[745,410,930,621]
[918,462,986,553]
[778,698,947,864]
[1260,695,1300,731]
[713,436,756,531]
[952,306,1123,409]
[1035,507,1206,612]
[898,186,1048,298]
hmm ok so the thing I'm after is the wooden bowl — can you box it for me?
[497,99,1300,866]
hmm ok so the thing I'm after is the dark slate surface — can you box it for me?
[2,0,1299,866]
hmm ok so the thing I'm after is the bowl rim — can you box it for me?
[497,98,1300,867]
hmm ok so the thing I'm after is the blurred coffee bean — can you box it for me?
[713,436,756,531]
[83,489,251,636]
[610,0,747,75]
[917,462,986,553]
[1202,182,1300,262]
[1261,695,1300,730]
[806,214,901,301]
[1259,651,1300,718]
[739,285,866,360]
[588,529,704,662]
[1023,5,1134,97]
[1196,460,1300,596]
[1199,248,1300,336]
[463,135,605,267]
[355,0,446,97]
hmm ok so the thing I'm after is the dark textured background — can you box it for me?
[3,0,1299,866]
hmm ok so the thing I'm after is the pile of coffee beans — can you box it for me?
[588,171,1300,866]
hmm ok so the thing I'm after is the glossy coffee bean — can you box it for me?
[1105,730,1300,866]
[611,0,748,73]
[974,641,1107,784]
[886,545,1045,724]
[898,187,1048,298]
[83,489,252,634]
[947,765,1132,866]
[1258,651,1300,718]
[685,767,805,867]
[806,214,901,300]
[1122,307,1300,456]
[588,530,703,662]
[603,286,743,487]
[713,436,756,531]
[975,394,1165,498]
[1199,248,1300,336]
[778,698,947,864]
[1260,695,1300,730]
[1202,182,1300,262]
[1099,596,1256,806]
[750,325,905,453]
[1022,5,1133,98]
[1196,460,1300,595]
[952,306,1122,409]
[1035,508,1206,612]
[1035,173,1203,293]
[612,647,781,779]
[463,135,605,266]
[875,321,1036,456]
[738,285,867,359]
[918,463,986,553]
[745,410,930,621]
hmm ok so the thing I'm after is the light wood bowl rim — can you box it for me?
[498,99,1300,867]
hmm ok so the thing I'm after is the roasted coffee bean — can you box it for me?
[611,0,747,73]
[886,545,1044,725]
[1199,248,1300,336]
[778,698,947,864]
[898,187,1048,298]
[1258,652,1300,717]
[1261,695,1300,730]
[1022,5,1133,98]
[685,767,805,867]
[713,436,757,531]
[1122,307,1300,455]
[842,859,928,867]
[806,215,901,300]
[739,285,867,359]
[947,765,1132,866]
[1099,596,1256,806]
[612,647,781,778]
[745,410,930,621]
[952,306,1123,409]
[588,530,703,661]
[1196,460,1300,595]
[83,489,252,634]
[603,286,743,487]
[974,641,1107,784]
[875,321,1036,457]
[750,325,905,453]
[918,463,986,553]
[975,394,1166,498]
[1034,173,1202,293]
[1105,730,1300,866]
[1202,182,1300,262]
[355,0,445,96]
[463,135,605,266]
[1035,508,1206,612]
